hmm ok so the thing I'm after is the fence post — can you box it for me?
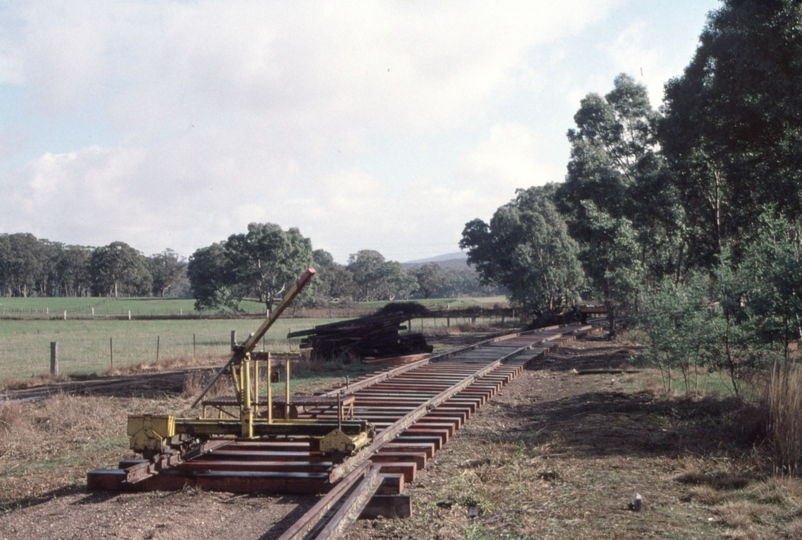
[50,342,58,376]
[156,336,160,361]
[63,310,67,320]
[110,337,114,369]
[128,310,132,321]
[231,330,237,351]
[193,333,196,358]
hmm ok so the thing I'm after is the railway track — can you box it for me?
[88,323,598,539]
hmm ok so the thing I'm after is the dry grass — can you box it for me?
[0,373,70,392]
[766,363,802,474]
[100,353,225,377]
[0,400,27,433]
[688,485,727,505]
[181,370,232,398]
[0,393,131,508]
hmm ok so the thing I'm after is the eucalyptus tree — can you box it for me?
[346,250,415,302]
[311,249,356,303]
[89,241,153,297]
[148,249,187,297]
[0,233,47,297]
[57,245,92,297]
[224,223,313,315]
[460,184,583,320]
[661,0,802,265]
[555,74,681,331]
[411,263,448,300]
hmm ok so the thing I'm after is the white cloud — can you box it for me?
[605,21,666,106]
[4,0,696,264]
[1,145,146,244]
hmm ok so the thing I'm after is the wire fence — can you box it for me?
[0,312,521,381]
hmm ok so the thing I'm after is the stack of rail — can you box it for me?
[288,312,433,360]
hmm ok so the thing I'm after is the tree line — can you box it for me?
[0,234,187,298]
[0,227,501,306]
[186,222,504,314]
[460,0,802,396]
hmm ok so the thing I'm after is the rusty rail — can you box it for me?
[88,323,600,536]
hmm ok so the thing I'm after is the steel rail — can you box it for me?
[276,461,372,540]
[89,323,599,538]
[277,324,595,536]
[327,337,552,483]
[313,465,384,539]
[318,325,562,398]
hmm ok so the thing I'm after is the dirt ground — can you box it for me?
[2,331,799,539]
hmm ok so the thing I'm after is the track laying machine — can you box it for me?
[126,269,375,479]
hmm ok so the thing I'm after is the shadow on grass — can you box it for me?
[484,390,761,460]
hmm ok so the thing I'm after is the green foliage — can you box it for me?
[88,241,153,298]
[578,202,644,332]
[556,74,683,332]
[346,250,415,302]
[147,249,187,298]
[187,242,240,312]
[638,213,801,396]
[460,184,583,320]
[637,273,720,394]
[225,223,313,314]
[712,214,802,375]
[410,262,448,300]
[311,249,356,304]
[0,233,46,297]
[661,0,802,265]
[188,223,313,313]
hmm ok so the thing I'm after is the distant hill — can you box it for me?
[402,251,469,271]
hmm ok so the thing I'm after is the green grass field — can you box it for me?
[0,296,269,317]
[0,296,516,381]
[0,317,344,380]
[0,295,510,318]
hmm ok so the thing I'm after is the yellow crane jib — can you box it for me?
[127,268,374,460]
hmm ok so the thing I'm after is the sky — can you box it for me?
[0,0,721,264]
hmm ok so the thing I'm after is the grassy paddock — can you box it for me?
[0,318,344,380]
[0,297,268,317]
[0,316,521,381]
[0,296,510,319]
[0,296,518,381]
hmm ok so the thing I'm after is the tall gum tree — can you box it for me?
[661,0,802,265]
[224,223,313,316]
[89,241,153,297]
[460,184,583,321]
[556,74,681,332]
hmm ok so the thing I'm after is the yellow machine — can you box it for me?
[127,268,374,461]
